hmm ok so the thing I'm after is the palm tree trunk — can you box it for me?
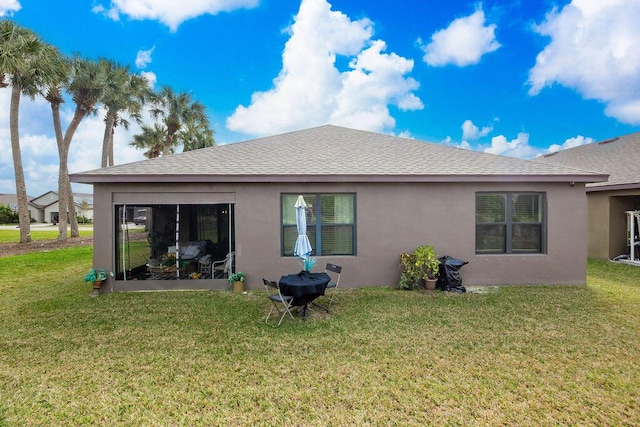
[162,132,174,156]
[101,112,115,168]
[50,97,64,145]
[108,127,115,166]
[57,107,85,240]
[9,84,31,243]
[57,141,70,241]
[50,96,69,240]
[67,181,79,237]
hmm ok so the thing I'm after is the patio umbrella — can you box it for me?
[293,195,312,260]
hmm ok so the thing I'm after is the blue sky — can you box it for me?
[2,0,640,196]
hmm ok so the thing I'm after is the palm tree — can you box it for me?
[130,123,167,159]
[149,85,214,156]
[54,56,109,240]
[180,118,215,152]
[0,20,66,243]
[78,199,90,223]
[100,61,150,168]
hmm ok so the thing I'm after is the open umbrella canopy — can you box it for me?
[293,195,312,260]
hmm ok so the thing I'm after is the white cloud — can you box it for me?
[453,132,594,160]
[0,0,21,16]
[458,140,472,150]
[329,40,422,130]
[397,130,414,139]
[226,0,422,136]
[546,135,594,154]
[66,107,145,176]
[135,46,155,69]
[140,71,157,88]
[461,119,492,140]
[421,7,500,67]
[0,90,59,196]
[0,89,146,196]
[442,135,472,150]
[95,0,260,31]
[528,0,640,125]
[484,132,538,159]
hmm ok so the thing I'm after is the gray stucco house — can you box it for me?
[70,125,606,292]
[538,132,640,261]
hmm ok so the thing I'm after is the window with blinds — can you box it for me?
[282,193,356,256]
[476,192,545,254]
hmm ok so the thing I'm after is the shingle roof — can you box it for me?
[71,125,606,184]
[536,132,640,191]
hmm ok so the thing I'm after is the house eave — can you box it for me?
[586,182,640,192]
[70,173,608,185]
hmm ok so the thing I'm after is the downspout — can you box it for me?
[176,204,180,278]
[122,205,127,281]
[228,203,233,275]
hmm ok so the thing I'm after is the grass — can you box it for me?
[0,249,639,426]
[0,226,93,243]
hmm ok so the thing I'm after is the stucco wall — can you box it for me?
[586,193,610,259]
[92,180,589,291]
[585,190,640,260]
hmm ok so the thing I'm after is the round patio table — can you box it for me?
[279,271,331,309]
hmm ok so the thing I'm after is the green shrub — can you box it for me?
[0,204,18,224]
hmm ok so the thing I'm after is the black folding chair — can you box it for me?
[324,263,342,306]
[263,278,295,327]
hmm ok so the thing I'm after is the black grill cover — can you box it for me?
[436,255,468,292]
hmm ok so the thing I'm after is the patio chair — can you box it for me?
[197,254,212,279]
[263,278,295,327]
[324,263,342,306]
[212,251,234,278]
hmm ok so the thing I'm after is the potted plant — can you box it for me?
[399,252,420,290]
[228,271,246,294]
[84,268,108,291]
[413,245,440,290]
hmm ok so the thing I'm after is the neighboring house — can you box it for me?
[537,132,640,260]
[29,191,94,223]
[0,193,36,220]
[70,125,606,293]
[0,193,28,213]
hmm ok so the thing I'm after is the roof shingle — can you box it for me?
[536,132,640,190]
[71,125,607,184]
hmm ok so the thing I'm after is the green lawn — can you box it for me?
[0,248,638,425]
[0,226,93,243]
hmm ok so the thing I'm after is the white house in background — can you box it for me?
[28,191,94,223]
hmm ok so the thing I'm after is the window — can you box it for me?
[282,194,356,256]
[476,192,545,254]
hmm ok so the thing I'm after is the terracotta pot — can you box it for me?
[425,278,437,290]
[93,279,104,290]
[233,281,244,294]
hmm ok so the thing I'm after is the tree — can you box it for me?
[130,123,167,159]
[100,61,150,168]
[0,204,19,223]
[54,56,108,241]
[180,118,215,152]
[0,20,66,243]
[149,85,214,156]
[78,199,90,223]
